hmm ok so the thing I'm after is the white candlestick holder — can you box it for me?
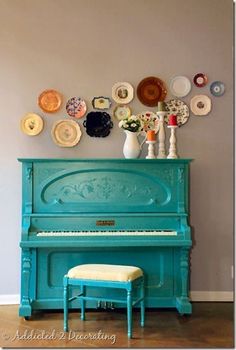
[145,140,156,159]
[156,111,166,158]
[167,125,178,159]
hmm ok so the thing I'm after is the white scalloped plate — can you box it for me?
[112,82,134,104]
[51,120,82,147]
[190,95,211,116]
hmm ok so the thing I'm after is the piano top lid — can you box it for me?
[17,158,193,163]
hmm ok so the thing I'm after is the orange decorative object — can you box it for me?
[147,130,156,141]
[38,89,62,113]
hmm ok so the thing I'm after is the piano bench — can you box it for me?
[63,264,145,339]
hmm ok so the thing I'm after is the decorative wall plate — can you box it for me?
[210,81,225,97]
[51,120,82,147]
[190,95,211,116]
[83,112,113,137]
[112,82,134,104]
[169,76,191,97]
[137,76,167,107]
[113,105,132,120]
[38,89,62,113]
[20,113,44,136]
[66,97,87,118]
[137,111,159,132]
[164,99,190,126]
[193,73,208,87]
[92,96,112,110]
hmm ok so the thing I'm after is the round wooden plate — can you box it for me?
[137,76,167,107]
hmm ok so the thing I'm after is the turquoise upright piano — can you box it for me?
[18,158,192,318]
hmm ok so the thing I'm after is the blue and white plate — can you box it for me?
[210,81,225,97]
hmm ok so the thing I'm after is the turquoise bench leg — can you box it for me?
[63,276,68,332]
[81,285,85,321]
[127,289,132,338]
[140,278,145,327]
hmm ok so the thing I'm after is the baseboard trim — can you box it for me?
[190,291,233,302]
[0,294,20,305]
[0,292,233,305]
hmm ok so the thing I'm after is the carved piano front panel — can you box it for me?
[32,161,188,213]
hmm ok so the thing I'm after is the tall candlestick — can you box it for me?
[145,140,156,159]
[167,125,178,159]
[156,111,166,158]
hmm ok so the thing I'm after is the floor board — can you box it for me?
[0,303,234,348]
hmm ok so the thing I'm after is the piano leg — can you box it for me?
[176,247,192,315]
[19,248,32,317]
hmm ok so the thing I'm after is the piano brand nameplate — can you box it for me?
[96,220,115,226]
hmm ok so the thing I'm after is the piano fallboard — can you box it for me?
[18,158,192,317]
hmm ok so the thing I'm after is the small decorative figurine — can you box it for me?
[156,101,167,158]
[167,114,179,159]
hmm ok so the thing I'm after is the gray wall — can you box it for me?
[0,0,233,296]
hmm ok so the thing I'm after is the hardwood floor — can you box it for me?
[0,303,234,348]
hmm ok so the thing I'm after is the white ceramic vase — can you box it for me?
[123,130,143,159]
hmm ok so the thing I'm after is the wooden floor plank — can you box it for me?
[0,303,234,348]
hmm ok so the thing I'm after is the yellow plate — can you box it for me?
[20,113,44,136]
[51,120,82,147]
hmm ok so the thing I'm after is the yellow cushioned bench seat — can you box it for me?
[67,264,143,282]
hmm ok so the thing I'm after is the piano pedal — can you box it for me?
[108,302,115,310]
[96,301,106,309]
[96,301,115,310]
